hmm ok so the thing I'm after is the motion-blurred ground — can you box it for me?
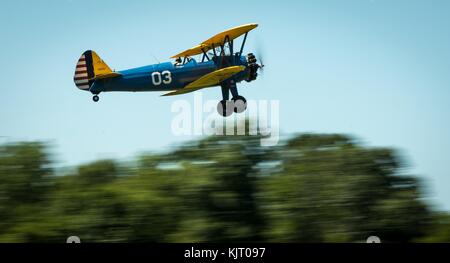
[0,130,449,242]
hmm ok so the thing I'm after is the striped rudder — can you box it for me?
[73,51,95,90]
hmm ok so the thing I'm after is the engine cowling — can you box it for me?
[246,53,258,82]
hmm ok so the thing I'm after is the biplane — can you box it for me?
[73,23,263,116]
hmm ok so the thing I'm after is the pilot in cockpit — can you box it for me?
[174,57,182,67]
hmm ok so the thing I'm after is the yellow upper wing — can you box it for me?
[162,66,245,96]
[171,23,258,58]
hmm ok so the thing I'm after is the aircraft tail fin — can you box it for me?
[73,50,121,90]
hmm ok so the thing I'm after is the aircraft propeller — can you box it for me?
[255,43,265,74]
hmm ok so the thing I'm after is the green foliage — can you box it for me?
[0,133,444,242]
[260,134,430,242]
[417,213,450,242]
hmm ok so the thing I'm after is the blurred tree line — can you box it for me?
[0,131,449,242]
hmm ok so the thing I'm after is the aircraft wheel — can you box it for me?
[233,96,247,113]
[217,100,233,117]
[93,95,99,102]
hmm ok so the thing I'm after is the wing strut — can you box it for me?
[239,32,248,56]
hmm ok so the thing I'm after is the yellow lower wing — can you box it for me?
[162,66,245,96]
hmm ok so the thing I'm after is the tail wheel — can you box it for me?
[93,95,99,102]
[217,100,233,117]
[233,96,247,113]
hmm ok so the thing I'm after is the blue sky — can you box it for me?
[1,0,449,210]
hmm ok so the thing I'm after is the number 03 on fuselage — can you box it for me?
[73,23,263,117]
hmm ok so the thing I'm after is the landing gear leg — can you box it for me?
[229,83,247,113]
[93,95,99,102]
[217,85,233,117]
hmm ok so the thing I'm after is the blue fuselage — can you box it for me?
[90,55,249,94]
